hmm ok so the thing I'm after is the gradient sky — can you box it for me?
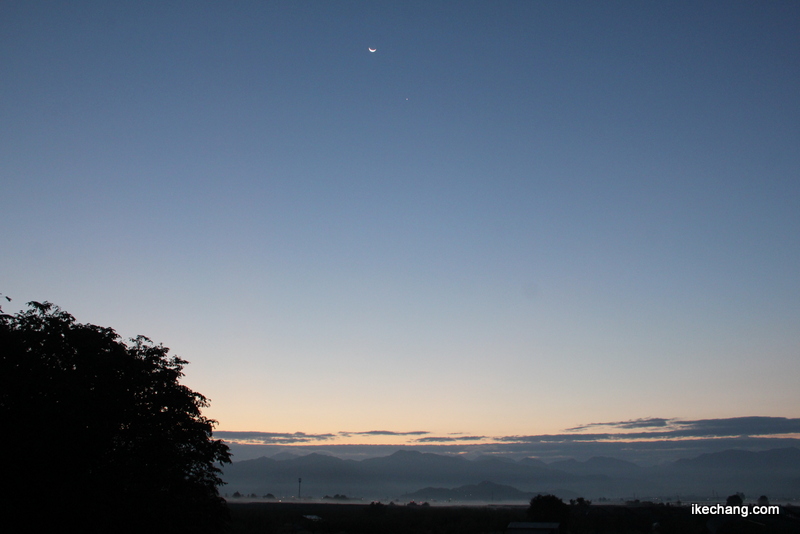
[2,1,799,445]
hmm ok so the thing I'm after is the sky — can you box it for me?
[2,1,799,456]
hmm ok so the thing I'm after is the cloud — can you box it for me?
[413,436,487,443]
[571,416,800,441]
[566,417,674,431]
[218,417,800,448]
[524,416,800,443]
[214,431,335,444]
[216,430,430,445]
[663,417,800,438]
[494,433,613,443]
[339,430,429,437]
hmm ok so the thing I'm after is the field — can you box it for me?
[226,501,769,534]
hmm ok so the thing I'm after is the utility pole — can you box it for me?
[298,478,302,501]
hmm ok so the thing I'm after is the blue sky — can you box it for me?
[2,1,799,445]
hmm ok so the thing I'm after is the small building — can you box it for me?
[505,522,560,534]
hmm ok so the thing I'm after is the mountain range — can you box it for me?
[221,447,800,502]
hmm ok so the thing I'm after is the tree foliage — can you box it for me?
[726,493,744,506]
[528,493,570,525]
[0,302,231,533]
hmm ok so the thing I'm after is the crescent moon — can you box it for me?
[368,47,377,52]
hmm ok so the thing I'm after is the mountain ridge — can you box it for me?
[222,447,800,500]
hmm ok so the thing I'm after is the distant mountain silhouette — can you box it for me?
[672,447,800,472]
[270,451,301,461]
[221,447,800,500]
[548,456,642,476]
[473,455,517,464]
[518,457,549,469]
[655,447,800,496]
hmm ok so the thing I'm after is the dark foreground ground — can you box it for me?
[227,501,800,534]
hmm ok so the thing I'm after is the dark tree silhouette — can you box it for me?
[726,493,744,506]
[528,493,570,525]
[0,302,231,533]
